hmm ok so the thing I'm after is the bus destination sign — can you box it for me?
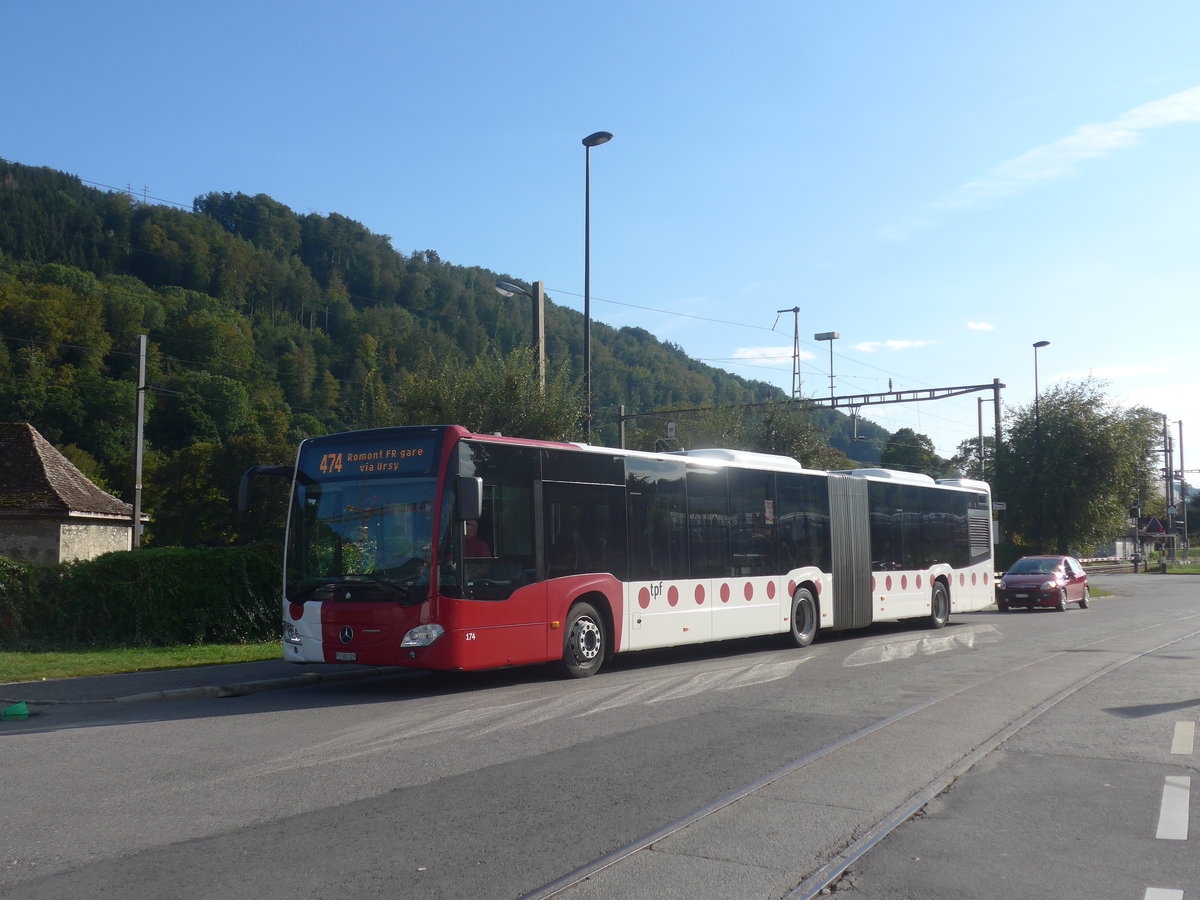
[301,436,437,480]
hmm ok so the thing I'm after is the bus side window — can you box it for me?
[544,483,627,579]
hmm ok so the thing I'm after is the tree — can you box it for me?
[994,379,1161,555]
[948,435,996,480]
[881,428,948,477]
[396,346,584,441]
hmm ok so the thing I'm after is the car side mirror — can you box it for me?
[457,476,483,521]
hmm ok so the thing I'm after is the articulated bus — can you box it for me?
[244,424,993,678]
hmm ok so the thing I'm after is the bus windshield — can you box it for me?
[286,476,440,605]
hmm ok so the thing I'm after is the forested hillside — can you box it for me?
[0,159,884,546]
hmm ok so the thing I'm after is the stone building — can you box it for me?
[0,423,135,566]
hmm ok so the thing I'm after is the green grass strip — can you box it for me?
[1,642,280,683]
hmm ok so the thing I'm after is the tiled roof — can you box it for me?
[0,422,132,517]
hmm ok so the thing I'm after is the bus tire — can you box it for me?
[928,582,949,629]
[787,588,818,648]
[559,601,606,678]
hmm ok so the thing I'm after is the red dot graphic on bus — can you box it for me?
[815,580,822,594]
[871,576,876,591]
[789,579,797,596]
[971,572,978,586]
[744,582,754,601]
[886,576,893,591]
[983,572,989,585]
[767,582,776,599]
[720,583,731,603]
[916,575,923,589]
[289,604,304,621]
[638,587,651,609]
[695,584,705,605]
[668,586,679,607]
[901,575,908,590]
[959,573,965,586]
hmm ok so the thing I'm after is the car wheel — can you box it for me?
[1054,588,1067,612]
[1079,586,1090,609]
[997,599,1009,612]
[558,601,606,678]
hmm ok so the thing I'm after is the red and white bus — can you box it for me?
[248,424,993,678]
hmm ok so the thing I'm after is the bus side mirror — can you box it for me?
[458,476,483,521]
[237,465,295,512]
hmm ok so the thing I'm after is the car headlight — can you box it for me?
[401,623,445,647]
[283,622,302,644]
[997,579,1007,590]
[1040,580,1057,591]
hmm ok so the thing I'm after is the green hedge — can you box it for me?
[0,544,283,650]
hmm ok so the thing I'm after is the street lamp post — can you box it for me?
[494,280,546,393]
[1033,340,1050,428]
[582,130,612,440]
[814,332,839,401]
[1032,340,1050,552]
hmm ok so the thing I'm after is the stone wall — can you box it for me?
[0,518,62,567]
[60,520,133,562]
[0,517,132,566]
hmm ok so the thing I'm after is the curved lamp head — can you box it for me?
[495,281,529,298]
[1032,340,1050,349]
[582,131,613,148]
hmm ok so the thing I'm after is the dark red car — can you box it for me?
[996,555,1090,612]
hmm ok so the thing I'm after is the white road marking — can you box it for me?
[1170,721,1195,755]
[1144,889,1183,899]
[1155,776,1191,840]
[842,625,1000,667]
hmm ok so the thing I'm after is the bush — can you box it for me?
[0,544,283,649]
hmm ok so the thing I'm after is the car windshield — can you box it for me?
[1007,558,1061,575]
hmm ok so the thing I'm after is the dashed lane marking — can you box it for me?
[1155,776,1191,841]
[1170,721,1195,755]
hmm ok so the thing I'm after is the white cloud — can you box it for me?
[854,339,937,353]
[883,84,1200,240]
[967,321,994,331]
[731,346,814,364]
[936,85,1200,211]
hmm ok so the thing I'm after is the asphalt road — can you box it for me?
[1,574,1197,899]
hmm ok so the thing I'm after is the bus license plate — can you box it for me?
[335,651,357,661]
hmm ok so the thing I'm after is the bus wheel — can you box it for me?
[928,582,949,629]
[788,588,818,648]
[559,601,606,678]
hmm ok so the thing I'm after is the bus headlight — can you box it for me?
[401,623,445,648]
[283,622,302,644]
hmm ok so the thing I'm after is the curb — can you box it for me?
[0,666,405,707]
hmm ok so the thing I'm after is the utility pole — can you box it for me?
[1178,420,1187,560]
[1164,415,1175,562]
[131,334,147,549]
[776,307,802,398]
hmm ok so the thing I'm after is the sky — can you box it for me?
[5,1,1199,483]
